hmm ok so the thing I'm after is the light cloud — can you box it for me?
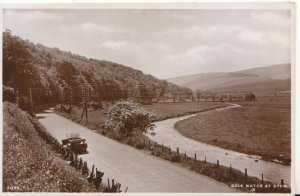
[99,41,129,49]
[3,9,291,79]
[250,11,290,28]
[79,22,114,33]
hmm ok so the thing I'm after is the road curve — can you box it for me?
[36,108,237,193]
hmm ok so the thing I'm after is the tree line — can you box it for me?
[2,30,194,111]
[194,90,256,102]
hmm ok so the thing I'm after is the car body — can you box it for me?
[62,133,88,153]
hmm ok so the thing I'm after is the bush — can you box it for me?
[3,86,16,103]
[105,100,156,136]
[171,155,180,162]
[135,143,145,149]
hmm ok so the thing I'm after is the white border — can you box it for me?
[0,1,297,196]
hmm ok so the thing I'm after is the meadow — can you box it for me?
[59,101,227,130]
[54,100,290,193]
[175,95,291,164]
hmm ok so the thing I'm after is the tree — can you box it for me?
[57,61,78,105]
[195,90,202,102]
[3,29,34,95]
[181,87,193,101]
[137,82,151,104]
[99,79,123,102]
[245,92,256,101]
[105,100,156,136]
[158,81,167,102]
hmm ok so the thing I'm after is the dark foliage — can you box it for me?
[3,30,193,109]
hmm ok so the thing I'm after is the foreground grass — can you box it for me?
[147,141,289,193]
[175,96,291,164]
[3,102,99,192]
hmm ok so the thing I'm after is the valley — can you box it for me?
[174,95,291,164]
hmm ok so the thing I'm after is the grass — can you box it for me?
[55,101,228,140]
[143,102,227,120]
[175,96,291,164]
[3,102,101,192]
[54,101,290,193]
[147,140,290,193]
[57,102,227,130]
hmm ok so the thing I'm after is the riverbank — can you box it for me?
[149,107,291,187]
[38,109,237,192]
[54,104,290,193]
[175,96,291,165]
[143,102,227,121]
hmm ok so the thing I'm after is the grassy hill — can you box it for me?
[3,102,98,192]
[167,63,291,93]
[3,30,192,107]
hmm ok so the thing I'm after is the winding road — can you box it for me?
[36,108,237,193]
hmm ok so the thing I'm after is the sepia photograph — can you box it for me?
[1,2,294,194]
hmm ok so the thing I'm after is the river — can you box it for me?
[146,104,291,186]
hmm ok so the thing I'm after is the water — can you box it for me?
[146,104,291,185]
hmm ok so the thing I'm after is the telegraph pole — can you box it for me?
[29,87,39,115]
[81,85,90,121]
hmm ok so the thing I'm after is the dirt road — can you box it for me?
[36,108,237,193]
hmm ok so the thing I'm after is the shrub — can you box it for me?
[171,155,180,162]
[135,143,145,149]
[3,86,16,103]
[105,100,156,136]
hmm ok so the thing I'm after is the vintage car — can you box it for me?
[62,133,88,152]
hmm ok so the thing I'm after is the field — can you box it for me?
[143,102,226,120]
[58,102,226,130]
[54,100,291,193]
[175,95,291,164]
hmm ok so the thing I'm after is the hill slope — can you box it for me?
[3,30,192,106]
[167,63,291,93]
[3,102,97,192]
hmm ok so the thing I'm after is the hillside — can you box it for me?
[3,102,97,192]
[167,63,291,93]
[3,30,192,107]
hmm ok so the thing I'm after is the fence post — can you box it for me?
[217,160,219,167]
[230,164,232,173]
[184,150,186,159]
[204,156,206,163]
[107,178,110,192]
[168,146,171,154]
[245,168,248,184]
[262,173,264,184]
[194,153,197,162]
[177,147,179,158]
[161,143,164,150]
[281,179,284,186]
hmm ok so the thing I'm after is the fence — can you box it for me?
[143,137,289,193]
[31,118,126,193]
[30,114,289,193]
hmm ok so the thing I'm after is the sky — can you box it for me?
[3,9,291,79]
